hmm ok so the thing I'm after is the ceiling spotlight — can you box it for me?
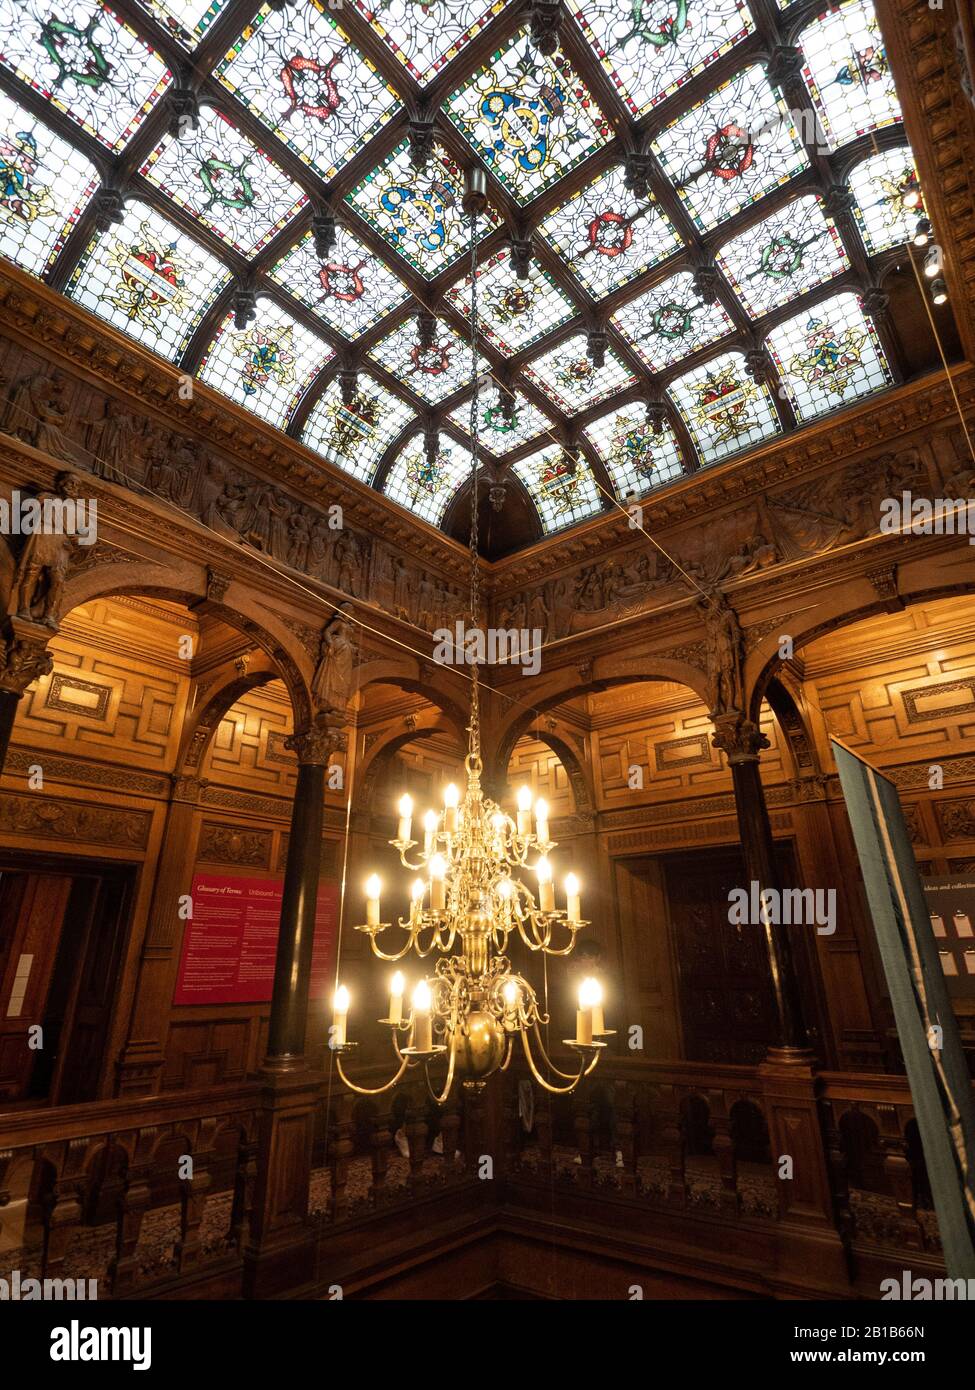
[912,217,931,248]
[923,246,942,278]
[931,277,948,305]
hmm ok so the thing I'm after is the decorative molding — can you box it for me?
[0,792,149,848]
[4,746,168,796]
[198,820,272,868]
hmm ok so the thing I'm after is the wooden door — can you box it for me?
[0,873,74,1101]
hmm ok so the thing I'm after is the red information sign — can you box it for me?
[173,872,338,1005]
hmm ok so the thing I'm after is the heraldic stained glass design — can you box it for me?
[67,199,229,359]
[140,107,307,255]
[716,194,848,318]
[537,164,681,300]
[0,95,99,276]
[445,250,575,356]
[269,224,410,340]
[566,0,753,119]
[347,140,499,278]
[369,316,487,405]
[355,0,505,86]
[217,3,400,183]
[449,387,553,456]
[383,434,474,525]
[765,290,892,423]
[652,64,808,232]
[799,0,901,151]
[513,444,602,533]
[444,31,613,205]
[849,146,922,255]
[198,299,333,428]
[303,373,414,483]
[523,334,637,414]
[612,270,732,372]
[0,0,170,150]
[135,0,227,50]
[584,401,685,499]
[669,349,780,463]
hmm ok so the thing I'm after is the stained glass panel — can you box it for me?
[566,0,753,119]
[217,4,400,183]
[799,0,901,151]
[67,199,229,359]
[355,0,505,85]
[368,316,486,405]
[445,250,575,356]
[383,434,473,524]
[849,147,922,254]
[444,31,612,205]
[140,108,307,255]
[269,225,410,340]
[522,334,637,414]
[612,270,732,371]
[134,0,226,49]
[198,300,332,428]
[716,194,848,318]
[0,95,98,275]
[513,443,602,533]
[669,349,780,463]
[536,164,681,299]
[765,290,892,422]
[347,140,498,278]
[448,387,553,455]
[0,0,170,150]
[652,64,808,231]
[302,373,414,482]
[584,402,685,498]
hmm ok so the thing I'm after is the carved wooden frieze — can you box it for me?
[0,793,150,848]
[197,820,272,868]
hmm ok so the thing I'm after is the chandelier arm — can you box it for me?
[529,1021,601,1080]
[499,1035,513,1073]
[519,1025,586,1096]
[364,931,420,962]
[334,1050,412,1096]
[424,1033,458,1105]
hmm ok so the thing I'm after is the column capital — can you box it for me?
[286,715,347,766]
[710,711,769,765]
[0,616,54,697]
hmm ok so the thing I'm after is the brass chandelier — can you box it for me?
[330,172,608,1103]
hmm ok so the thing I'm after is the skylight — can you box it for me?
[513,444,602,533]
[383,434,473,525]
[302,374,415,483]
[198,300,332,427]
[584,402,685,500]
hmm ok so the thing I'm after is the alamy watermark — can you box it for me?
[0,489,97,545]
[882,1269,975,1299]
[879,490,975,544]
[728,881,836,935]
[433,621,542,676]
[0,1268,97,1300]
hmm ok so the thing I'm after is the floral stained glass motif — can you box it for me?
[134,0,226,50]
[269,225,410,340]
[217,4,400,183]
[67,199,229,359]
[612,270,732,372]
[716,195,848,318]
[347,141,498,278]
[140,109,307,255]
[848,147,922,254]
[765,291,891,422]
[566,0,753,119]
[522,334,637,414]
[355,0,505,85]
[0,95,98,275]
[444,32,612,205]
[0,0,170,150]
[536,165,681,299]
[799,0,901,151]
[584,401,685,498]
[669,350,780,463]
[303,373,414,482]
[449,387,553,455]
[445,251,575,356]
[652,64,808,232]
[368,317,486,405]
[513,444,602,533]
[198,300,332,428]
[383,434,473,525]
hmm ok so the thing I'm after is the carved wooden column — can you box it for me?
[0,616,53,774]
[711,711,807,1052]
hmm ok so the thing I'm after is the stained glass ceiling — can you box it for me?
[0,0,930,544]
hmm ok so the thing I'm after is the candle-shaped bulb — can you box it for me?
[422,808,438,854]
[332,984,350,1048]
[576,976,599,1047]
[534,797,549,844]
[391,971,404,995]
[398,793,413,817]
[516,784,533,834]
[497,876,514,901]
[412,979,433,1051]
[411,877,425,902]
[413,979,431,1011]
[443,781,459,833]
[536,855,555,912]
[503,978,519,1005]
[365,873,381,926]
[444,783,460,808]
[588,977,605,1035]
[429,853,447,910]
[388,971,405,1025]
[334,984,350,1012]
[579,977,601,1010]
[564,872,581,922]
[396,793,413,843]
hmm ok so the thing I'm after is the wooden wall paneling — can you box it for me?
[611,855,682,1061]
